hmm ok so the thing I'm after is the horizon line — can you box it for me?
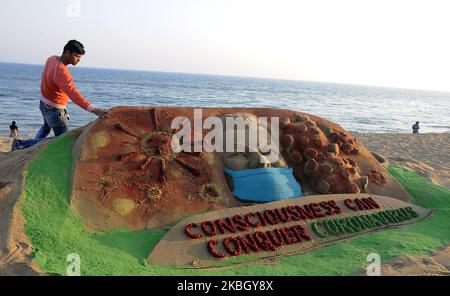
[1,60,449,95]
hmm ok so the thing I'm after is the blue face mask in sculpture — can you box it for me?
[224,167,304,203]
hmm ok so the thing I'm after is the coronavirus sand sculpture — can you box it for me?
[71,106,411,231]
[0,106,438,274]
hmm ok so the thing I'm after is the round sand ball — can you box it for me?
[313,139,324,149]
[303,148,318,160]
[281,134,294,148]
[298,135,310,146]
[339,132,348,141]
[316,153,326,162]
[328,157,344,168]
[293,114,310,122]
[348,167,357,175]
[343,143,358,155]
[329,143,339,155]
[348,183,361,194]
[347,158,357,167]
[325,152,335,158]
[315,179,330,194]
[280,117,291,128]
[319,163,333,175]
[357,176,369,190]
[306,120,317,128]
[310,127,321,135]
[340,170,351,179]
[304,159,318,176]
[295,123,308,132]
[290,150,303,164]
[318,122,333,135]
[340,143,351,154]
[329,132,340,143]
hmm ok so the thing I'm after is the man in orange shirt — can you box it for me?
[35,40,110,139]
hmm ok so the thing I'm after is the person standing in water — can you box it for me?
[412,121,420,134]
[9,121,19,138]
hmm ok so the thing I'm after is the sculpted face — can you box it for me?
[222,149,288,170]
[220,113,288,170]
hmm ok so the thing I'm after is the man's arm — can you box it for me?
[54,67,110,118]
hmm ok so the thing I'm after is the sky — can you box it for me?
[1,0,449,92]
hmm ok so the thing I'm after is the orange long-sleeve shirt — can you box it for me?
[40,55,94,111]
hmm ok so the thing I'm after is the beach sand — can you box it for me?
[353,132,449,189]
[0,137,13,154]
[350,132,450,276]
[0,132,449,275]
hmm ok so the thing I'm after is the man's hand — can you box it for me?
[92,107,111,119]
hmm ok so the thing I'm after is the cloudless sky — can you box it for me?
[1,0,449,91]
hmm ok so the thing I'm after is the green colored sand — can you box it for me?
[20,134,450,275]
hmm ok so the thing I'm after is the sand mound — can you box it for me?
[0,134,72,275]
[70,107,411,231]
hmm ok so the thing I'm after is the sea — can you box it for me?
[0,62,449,137]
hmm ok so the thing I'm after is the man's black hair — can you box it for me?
[12,121,16,125]
[63,40,85,55]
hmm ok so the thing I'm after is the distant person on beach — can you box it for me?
[35,39,110,140]
[412,122,420,134]
[9,121,19,138]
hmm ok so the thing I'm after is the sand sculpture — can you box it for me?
[71,106,411,231]
[2,106,440,275]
